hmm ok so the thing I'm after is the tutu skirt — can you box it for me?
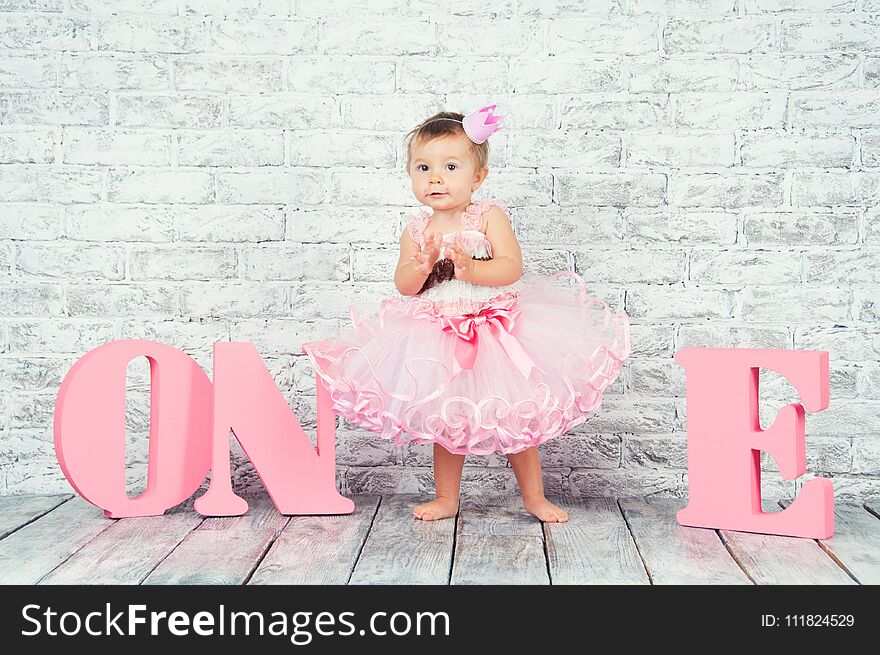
[302,271,631,456]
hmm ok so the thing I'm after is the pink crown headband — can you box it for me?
[421,103,504,144]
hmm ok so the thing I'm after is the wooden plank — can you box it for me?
[0,496,116,584]
[39,497,204,584]
[456,494,542,537]
[777,499,878,584]
[451,494,547,585]
[452,534,547,584]
[249,494,380,585]
[721,527,856,585]
[619,497,751,584]
[349,494,454,585]
[0,494,72,540]
[144,494,289,585]
[545,496,649,585]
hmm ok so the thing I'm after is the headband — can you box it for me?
[421,103,504,144]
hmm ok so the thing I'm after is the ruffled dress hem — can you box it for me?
[302,270,630,456]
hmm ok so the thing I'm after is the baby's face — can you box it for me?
[408,134,487,212]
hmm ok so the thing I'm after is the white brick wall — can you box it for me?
[0,0,878,502]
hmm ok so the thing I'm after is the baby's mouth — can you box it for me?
[428,192,447,198]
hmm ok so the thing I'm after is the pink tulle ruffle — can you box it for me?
[302,271,631,456]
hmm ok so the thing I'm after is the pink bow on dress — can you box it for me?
[415,297,542,381]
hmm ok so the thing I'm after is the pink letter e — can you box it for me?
[675,347,833,539]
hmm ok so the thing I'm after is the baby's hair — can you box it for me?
[405,111,490,173]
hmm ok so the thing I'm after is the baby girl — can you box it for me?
[303,105,630,524]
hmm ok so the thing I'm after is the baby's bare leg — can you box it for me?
[413,443,464,521]
[506,446,569,522]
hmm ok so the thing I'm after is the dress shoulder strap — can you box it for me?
[462,199,511,232]
[406,210,429,247]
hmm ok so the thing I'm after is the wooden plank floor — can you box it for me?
[0,493,875,585]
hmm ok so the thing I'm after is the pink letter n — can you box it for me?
[675,347,833,539]
[195,341,354,517]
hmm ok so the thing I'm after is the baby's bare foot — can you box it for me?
[412,496,459,521]
[522,495,569,522]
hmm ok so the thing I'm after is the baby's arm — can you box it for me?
[459,206,523,286]
[394,227,430,296]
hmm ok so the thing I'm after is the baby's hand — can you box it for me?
[411,231,441,276]
[448,236,475,281]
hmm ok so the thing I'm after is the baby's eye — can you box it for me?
[446,163,456,171]
[417,164,428,172]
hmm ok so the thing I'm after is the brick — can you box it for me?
[512,56,624,93]
[740,54,859,91]
[628,132,735,167]
[215,168,324,204]
[673,91,785,129]
[115,93,224,129]
[551,18,657,55]
[556,172,666,207]
[0,127,56,164]
[566,467,687,498]
[130,245,238,281]
[560,93,668,130]
[180,282,288,318]
[67,283,178,316]
[507,131,620,168]
[737,286,850,323]
[740,132,854,167]
[0,52,56,88]
[177,130,284,166]
[0,13,91,50]
[7,319,118,353]
[95,16,207,53]
[287,132,395,167]
[108,167,213,203]
[288,57,395,94]
[63,127,170,166]
[690,248,801,285]
[781,17,880,52]
[243,244,350,282]
[513,205,624,245]
[664,18,774,54]
[743,210,858,245]
[0,165,102,203]
[669,172,785,207]
[61,52,170,91]
[574,248,685,284]
[629,55,738,92]
[626,285,735,320]
[320,19,435,56]
[626,209,737,245]
[792,171,880,205]
[16,242,125,280]
[174,56,283,92]
[440,17,542,57]
[209,18,318,55]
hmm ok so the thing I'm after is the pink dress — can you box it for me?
[302,199,631,456]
